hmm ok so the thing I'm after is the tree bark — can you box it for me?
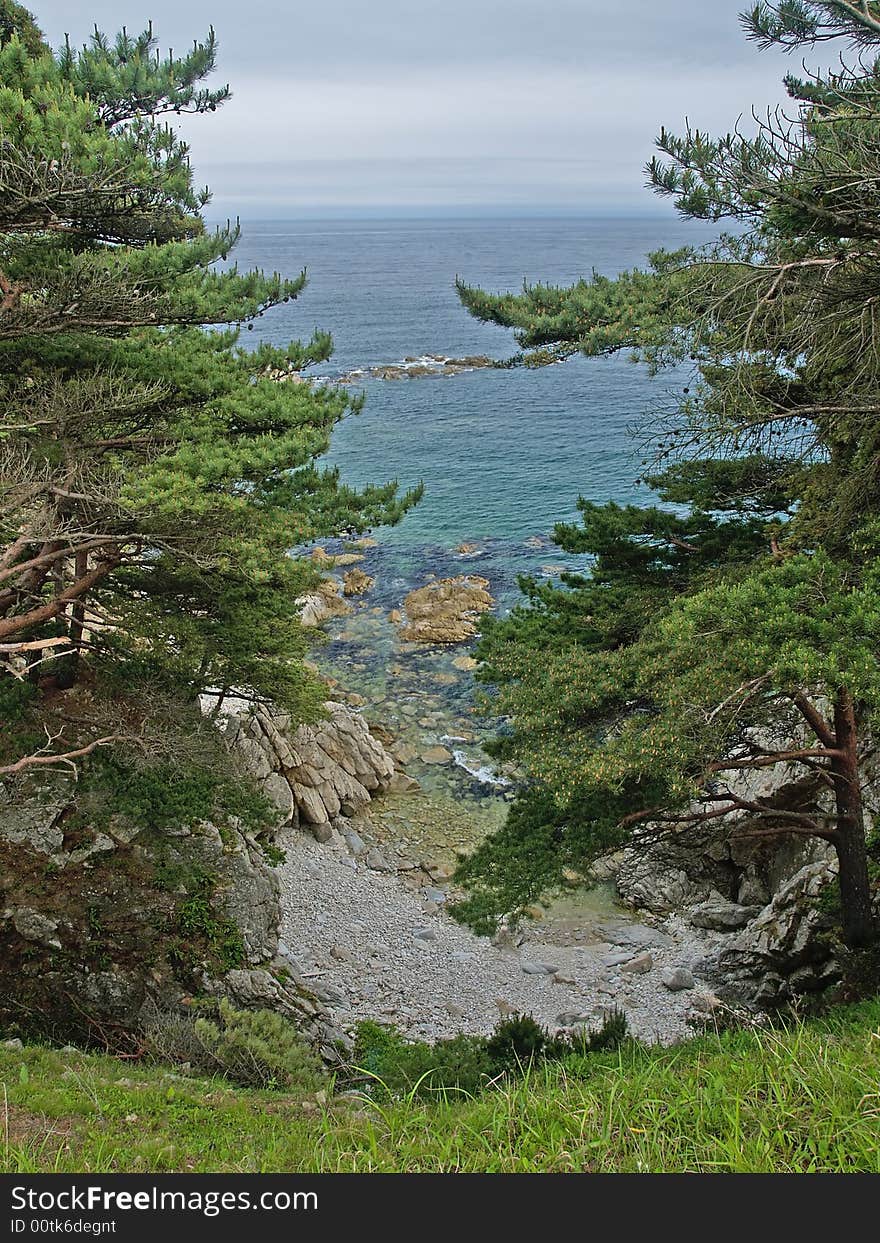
[55,550,89,689]
[0,559,114,643]
[831,689,877,948]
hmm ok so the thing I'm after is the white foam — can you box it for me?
[451,749,511,788]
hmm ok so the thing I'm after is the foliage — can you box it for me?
[347,1008,627,1100]
[454,2,880,947]
[190,1001,324,1091]
[78,749,274,838]
[0,5,419,768]
[143,1000,324,1092]
[3,1000,880,1171]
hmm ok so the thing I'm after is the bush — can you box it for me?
[349,1022,494,1098]
[347,1009,629,1100]
[485,1013,548,1067]
[144,1000,325,1092]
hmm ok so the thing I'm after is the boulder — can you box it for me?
[365,847,394,873]
[387,771,421,793]
[390,741,418,765]
[420,746,453,766]
[342,568,374,597]
[297,579,352,627]
[598,923,673,949]
[620,951,654,974]
[399,575,494,644]
[262,772,297,829]
[715,860,840,1007]
[689,898,762,931]
[226,700,396,831]
[10,908,61,949]
[661,967,695,992]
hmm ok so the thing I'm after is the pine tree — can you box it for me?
[454,2,880,947]
[0,5,418,766]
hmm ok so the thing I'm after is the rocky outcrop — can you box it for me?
[310,547,364,568]
[615,836,736,914]
[218,699,398,835]
[711,860,841,1007]
[0,694,408,1056]
[337,354,496,383]
[0,770,343,1053]
[297,579,352,628]
[689,898,763,931]
[342,568,374,596]
[398,575,494,644]
[612,808,844,1009]
[615,814,833,913]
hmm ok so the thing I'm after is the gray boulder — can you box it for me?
[689,898,762,932]
[715,860,840,1007]
[661,967,695,992]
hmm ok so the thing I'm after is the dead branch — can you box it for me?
[0,733,128,778]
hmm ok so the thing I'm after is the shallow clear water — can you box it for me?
[233,216,715,821]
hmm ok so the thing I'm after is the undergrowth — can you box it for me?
[2,999,879,1172]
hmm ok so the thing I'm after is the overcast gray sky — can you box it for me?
[33,1,797,215]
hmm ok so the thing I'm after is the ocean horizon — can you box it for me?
[233,214,718,577]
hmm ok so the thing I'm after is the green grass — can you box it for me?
[2,1000,879,1172]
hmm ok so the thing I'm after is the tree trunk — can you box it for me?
[831,689,876,948]
[56,550,88,690]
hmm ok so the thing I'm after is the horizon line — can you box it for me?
[204,205,687,221]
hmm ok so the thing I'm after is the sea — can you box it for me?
[229,214,718,605]
[225,215,719,808]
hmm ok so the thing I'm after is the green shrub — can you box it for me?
[145,1000,325,1092]
[485,1013,547,1067]
[349,1022,494,1098]
[193,1001,324,1091]
[560,1006,628,1056]
[348,1009,629,1101]
[82,752,274,837]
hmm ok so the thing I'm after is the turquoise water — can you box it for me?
[230,215,719,804]
[232,215,717,580]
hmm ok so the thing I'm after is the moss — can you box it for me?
[174,876,246,973]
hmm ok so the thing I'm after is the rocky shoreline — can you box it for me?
[219,544,846,1046]
[209,689,726,1045]
[0,537,848,1058]
[276,822,721,1045]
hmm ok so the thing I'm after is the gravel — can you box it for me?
[277,826,720,1045]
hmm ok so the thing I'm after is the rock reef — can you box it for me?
[398,575,494,644]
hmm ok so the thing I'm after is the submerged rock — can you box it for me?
[420,745,453,766]
[342,568,375,597]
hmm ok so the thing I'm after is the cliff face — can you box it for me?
[217,698,397,831]
[606,751,880,1008]
[0,701,400,1055]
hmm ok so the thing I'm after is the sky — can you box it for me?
[32,1,799,216]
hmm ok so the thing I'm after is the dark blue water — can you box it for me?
[231,216,717,597]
